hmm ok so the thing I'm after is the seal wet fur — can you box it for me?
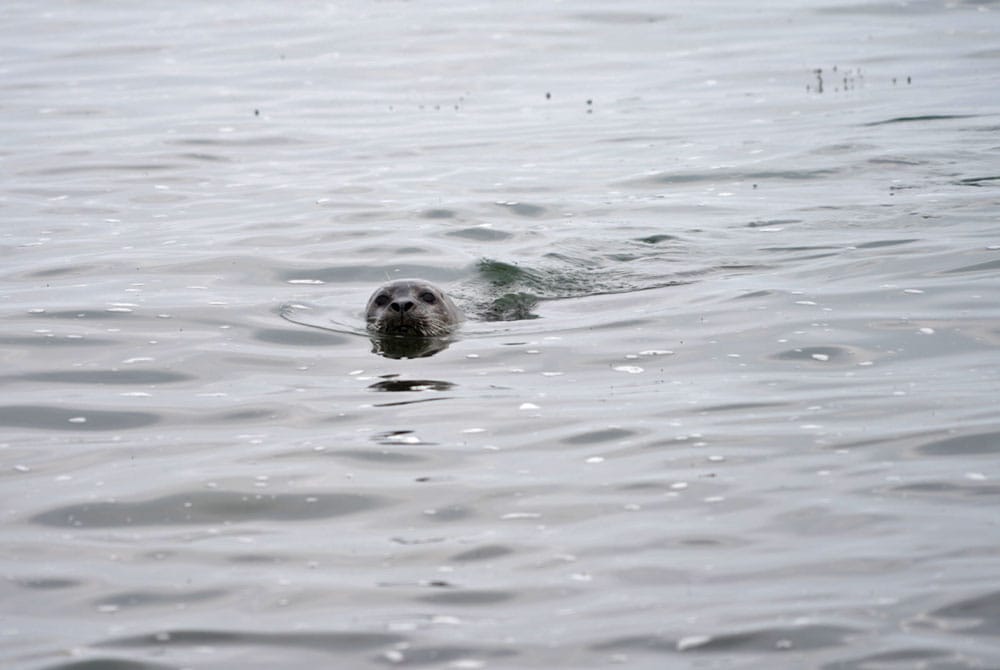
[365,279,462,338]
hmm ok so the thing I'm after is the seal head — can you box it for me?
[365,279,461,339]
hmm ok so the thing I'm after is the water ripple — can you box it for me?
[0,405,159,431]
[30,491,389,528]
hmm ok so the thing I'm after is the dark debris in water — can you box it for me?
[806,65,914,94]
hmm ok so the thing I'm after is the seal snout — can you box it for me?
[390,299,415,314]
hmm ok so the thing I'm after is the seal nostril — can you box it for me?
[390,300,415,313]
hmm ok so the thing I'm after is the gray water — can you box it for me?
[3,1,1000,668]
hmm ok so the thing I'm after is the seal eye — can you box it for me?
[374,294,390,307]
[419,291,437,304]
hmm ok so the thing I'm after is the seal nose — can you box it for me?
[390,299,414,313]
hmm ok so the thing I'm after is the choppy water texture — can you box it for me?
[3,1,1000,668]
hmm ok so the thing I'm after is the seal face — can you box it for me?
[365,279,461,339]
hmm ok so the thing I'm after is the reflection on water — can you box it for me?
[368,379,455,393]
[368,333,455,360]
[3,0,1000,668]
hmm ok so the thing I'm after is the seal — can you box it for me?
[365,279,462,339]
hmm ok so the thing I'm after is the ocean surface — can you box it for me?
[3,1,1000,668]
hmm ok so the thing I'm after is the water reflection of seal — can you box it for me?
[365,279,462,338]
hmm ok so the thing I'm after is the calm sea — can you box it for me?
[3,1,1000,668]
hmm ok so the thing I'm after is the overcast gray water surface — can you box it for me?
[3,1,1000,669]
